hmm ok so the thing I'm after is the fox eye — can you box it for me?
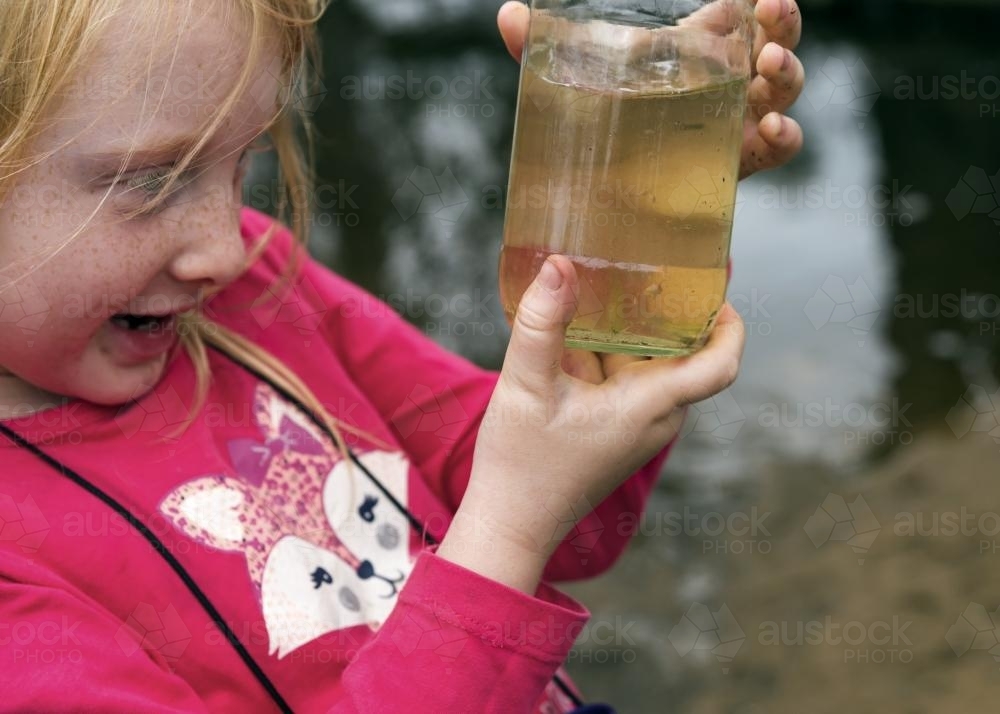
[359,495,378,523]
[310,567,333,589]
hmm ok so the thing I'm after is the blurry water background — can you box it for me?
[255,1,1000,710]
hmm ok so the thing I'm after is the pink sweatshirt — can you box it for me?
[0,208,672,713]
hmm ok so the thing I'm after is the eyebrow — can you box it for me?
[78,136,215,184]
[81,133,209,177]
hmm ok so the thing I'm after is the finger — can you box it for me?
[678,1,743,35]
[600,353,647,380]
[657,305,746,406]
[498,1,530,63]
[502,255,578,394]
[739,112,803,178]
[747,42,804,120]
[562,349,605,385]
[754,0,801,52]
[614,304,746,422]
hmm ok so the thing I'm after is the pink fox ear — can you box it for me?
[253,382,328,448]
[252,383,279,431]
[159,476,248,552]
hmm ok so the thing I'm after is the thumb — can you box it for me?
[502,255,579,393]
[497,1,529,62]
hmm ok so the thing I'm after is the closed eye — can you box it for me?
[310,567,333,589]
[118,148,250,214]
[117,165,195,214]
[125,169,173,194]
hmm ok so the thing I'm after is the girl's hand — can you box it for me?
[453,256,745,573]
[497,0,805,178]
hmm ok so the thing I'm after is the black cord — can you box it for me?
[217,346,585,708]
[0,421,294,714]
[0,345,587,711]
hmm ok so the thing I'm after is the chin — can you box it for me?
[75,352,171,407]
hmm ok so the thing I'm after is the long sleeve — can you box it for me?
[1,547,586,713]
[334,548,589,713]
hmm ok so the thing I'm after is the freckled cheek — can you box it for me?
[38,229,171,322]
[106,223,178,272]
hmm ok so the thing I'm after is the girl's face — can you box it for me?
[0,1,281,409]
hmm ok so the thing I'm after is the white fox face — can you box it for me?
[262,451,413,657]
[323,450,412,576]
[160,385,415,658]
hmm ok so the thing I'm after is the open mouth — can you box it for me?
[109,313,176,332]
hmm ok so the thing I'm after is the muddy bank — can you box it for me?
[563,431,1000,712]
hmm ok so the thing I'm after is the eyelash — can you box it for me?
[120,149,252,214]
[125,169,173,195]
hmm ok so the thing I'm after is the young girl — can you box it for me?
[0,0,803,711]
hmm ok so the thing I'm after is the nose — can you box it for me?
[166,206,248,290]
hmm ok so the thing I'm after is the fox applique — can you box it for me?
[160,384,415,657]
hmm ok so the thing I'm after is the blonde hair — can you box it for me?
[0,0,387,455]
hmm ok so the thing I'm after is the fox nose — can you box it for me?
[355,560,406,599]
[356,560,375,579]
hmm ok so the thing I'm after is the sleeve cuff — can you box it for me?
[396,546,590,665]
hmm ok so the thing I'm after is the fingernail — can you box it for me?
[781,48,791,72]
[538,257,563,290]
[776,115,787,137]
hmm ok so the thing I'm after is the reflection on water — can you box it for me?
[669,44,901,481]
[295,2,1000,711]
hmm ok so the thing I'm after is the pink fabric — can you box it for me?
[0,208,673,712]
